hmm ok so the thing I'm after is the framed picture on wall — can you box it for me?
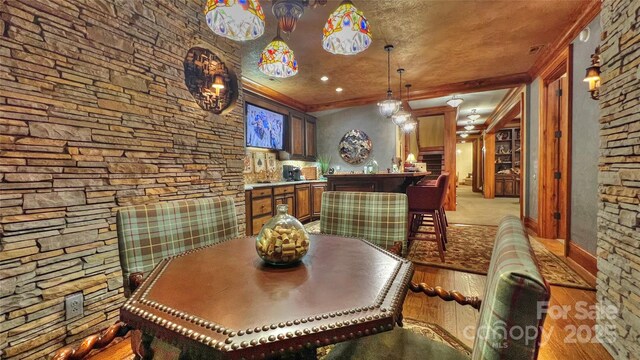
[266,153,276,172]
[243,153,253,173]
[254,152,266,173]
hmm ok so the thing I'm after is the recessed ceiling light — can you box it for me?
[321,76,329,81]
[336,87,343,92]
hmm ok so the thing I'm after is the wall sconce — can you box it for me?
[583,46,601,100]
[184,47,236,114]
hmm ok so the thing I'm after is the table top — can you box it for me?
[120,235,414,359]
[325,172,430,178]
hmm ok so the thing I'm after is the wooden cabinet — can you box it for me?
[295,184,311,222]
[495,127,521,197]
[305,118,316,159]
[273,185,295,216]
[245,182,325,235]
[495,174,518,197]
[311,183,326,219]
[290,115,305,158]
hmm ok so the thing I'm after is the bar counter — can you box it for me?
[325,172,430,193]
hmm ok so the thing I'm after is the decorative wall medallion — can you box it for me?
[184,47,236,114]
[338,129,372,165]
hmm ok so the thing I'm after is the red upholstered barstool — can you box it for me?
[406,173,450,261]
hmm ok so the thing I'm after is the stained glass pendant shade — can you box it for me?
[205,0,265,41]
[322,0,372,55]
[259,36,298,78]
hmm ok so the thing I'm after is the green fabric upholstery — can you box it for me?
[117,197,238,295]
[320,191,408,255]
[470,215,550,360]
[325,327,469,360]
[325,216,549,360]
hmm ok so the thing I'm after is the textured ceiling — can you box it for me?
[240,0,587,106]
[409,89,511,125]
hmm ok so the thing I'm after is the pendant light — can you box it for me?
[205,0,265,41]
[322,0,372,55]
[377,45,401,118]
[401,84,417,133]
[258,27,298,78]
[391,68,411,126]
[446,95,464,108]
[464,121,475,131]
[467,109,480,121]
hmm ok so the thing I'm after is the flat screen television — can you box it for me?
[245,103,285,151]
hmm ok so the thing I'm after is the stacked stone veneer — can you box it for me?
[596,0,640,357]
[0,1,245,358]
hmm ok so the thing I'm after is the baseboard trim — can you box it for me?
[567,242,597,276]
[524,216,539,236]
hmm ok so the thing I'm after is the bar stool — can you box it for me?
[406,173,450,261]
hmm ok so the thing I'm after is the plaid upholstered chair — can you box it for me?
[52,197,239,359]
[320,191,408,256]
[325,216,551,360]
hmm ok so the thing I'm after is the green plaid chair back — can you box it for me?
[320,192,408,255]
[117,197,238,295]
[472,216,550,360]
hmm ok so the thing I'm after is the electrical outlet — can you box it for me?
[65,292,84,320]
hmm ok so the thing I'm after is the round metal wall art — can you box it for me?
[338,129,372,165]
[184,47,236,114]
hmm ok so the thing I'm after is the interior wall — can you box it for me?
[316,104,397,172]
[596,0,639,357]
[570,15,601,255]
[417,115,445,148]
[0,1,245,358]
[456,142,473,184]
[525,79,540,220]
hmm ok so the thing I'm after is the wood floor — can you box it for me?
[88,262,610,360]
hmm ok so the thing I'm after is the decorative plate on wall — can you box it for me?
[184,47,237,114]
[338,129,372,165]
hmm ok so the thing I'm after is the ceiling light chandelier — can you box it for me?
[467,109,480,121]
[464,121,475,131]
[378,45,401,118]
[258,28,298,78]
[401,84,417,133]
[391,69,411,126]
[205,0,265,41]
[460,132,469,138]
[322,0,372,55]
[446,95,464,108]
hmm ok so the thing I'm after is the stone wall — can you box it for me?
[0,1,245,358]
[596,0,639,357]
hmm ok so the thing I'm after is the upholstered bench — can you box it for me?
[325,215,550,360]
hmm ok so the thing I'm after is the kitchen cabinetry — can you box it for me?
[288,113,316,161]
[295,184,311,222]
[245,182,326,236]
[305,118,316,159]
[311,183,326,219]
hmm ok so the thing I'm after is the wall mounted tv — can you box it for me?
[245,103,285,151]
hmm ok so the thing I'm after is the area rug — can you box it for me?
[407,224,594,290]
[305,221,593,290]
[316,317,471,359]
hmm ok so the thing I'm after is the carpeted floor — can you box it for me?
[406,224,594,290]
[316,317,471,359]
[305,221,593,290]
[448,185,520,226]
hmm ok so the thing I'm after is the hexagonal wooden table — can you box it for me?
[121,235,415,359]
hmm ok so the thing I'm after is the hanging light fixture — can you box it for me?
[460,132,469,138]
[205,0,265,41]
[446,95,464,108]
[584,46,601,100]
[464,121,475,131]
[391,69,411,126]
[258,28,298,78]
[378,45,401,118]
[401,84,417,133]
[322,0,372,55]
[467,109,480,121]
[272,0,304,33]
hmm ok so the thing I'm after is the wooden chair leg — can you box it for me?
[407,211,415,250]
[433,211,445,262]
[441,206,448,227]
[437,210,448,246]
[51,321,131,360]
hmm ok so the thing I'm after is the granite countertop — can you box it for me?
[244,179,327,190]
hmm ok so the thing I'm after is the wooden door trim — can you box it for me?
[537,46,571,243]
[483,133,495,199]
